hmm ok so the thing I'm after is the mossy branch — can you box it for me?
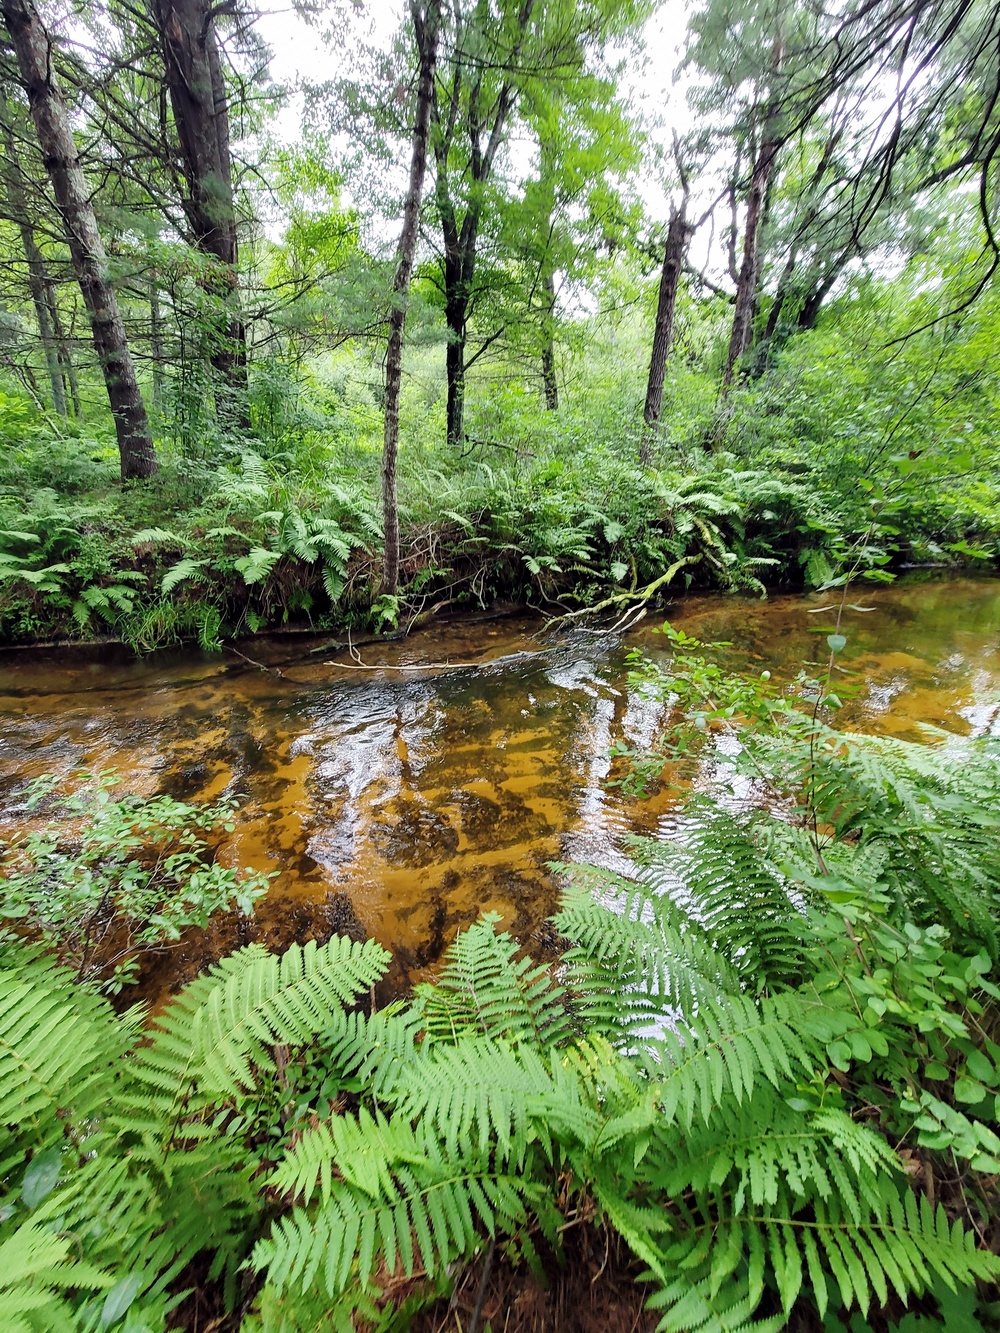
[543,553,702,629]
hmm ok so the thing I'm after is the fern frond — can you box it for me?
[642,991,817,1130]
[161,556,207,594]
[0,943,133,1164]
[131,527,187,548]
[629,803,807,990]
[385,1036,595,1166]
[140,936,391,1101]
[258,1107,542,1297]
[319,1004,421,1098]
[646,1187,1000,1332]
[0,1219,112,1333]
[414,914,571,1050]
[235,547,281,586]
[553,868,743,1034]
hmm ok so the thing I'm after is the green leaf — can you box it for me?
[954,1076,988,1104]
[21,1147,61,1207]
[101,1274,143,1327]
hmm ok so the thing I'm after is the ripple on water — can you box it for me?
[1,578,998,996]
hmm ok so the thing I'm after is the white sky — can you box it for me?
[253,0,697,234]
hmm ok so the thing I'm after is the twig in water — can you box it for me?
[225,646,286,678]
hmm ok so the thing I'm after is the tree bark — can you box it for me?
[444,278,467,448]
[149,268,165,412]
[150,0,247,423]
[383,0,441,596]
[49,290,79,416]
[723,36,785,392]
[797,264,844,330]
[1,0,156,478]
[722,129,780,390]
[641,200,692,464]
[540,269,558,411]
[432,0,535,449]
[0,98,66,415]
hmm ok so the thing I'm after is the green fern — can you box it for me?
[161,555,208,594]
[413,912,571,1048]
[0,1219,112,1333]
[234,546,281,585]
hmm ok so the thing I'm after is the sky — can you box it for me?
[252,0,697,233]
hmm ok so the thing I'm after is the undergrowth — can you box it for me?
[3,625,1000,1329]
[1,428,984,649]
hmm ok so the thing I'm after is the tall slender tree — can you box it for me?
[0,93,66,416]
[641,199,693,461]
[430,0,536,448]
[722,34,784,388]
[383,0,441,596]
[0,0,156,478]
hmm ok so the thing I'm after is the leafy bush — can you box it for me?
[0,772,270,992]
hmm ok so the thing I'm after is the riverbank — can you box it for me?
[2,440,997,651]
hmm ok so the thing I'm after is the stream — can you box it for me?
[1,575,998,996]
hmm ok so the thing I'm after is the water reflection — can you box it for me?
[0,577,997,994]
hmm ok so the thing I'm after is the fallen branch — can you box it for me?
[324,648,544,674]
[225,645,287,678]
[541,554,702,631]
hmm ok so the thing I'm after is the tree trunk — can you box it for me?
[49,290,80,416]
[722,129,780,391]
[20,232,64,415]
[541,269,558,411]
[1,0,156,478]
[444,285,467,448]
[383,0,441,596]
[432,0,535,450]
[797,266,842,330]
[151,0,247,424]
[641,200,692,464]
[0,98,66,415]
[149,269,165,413]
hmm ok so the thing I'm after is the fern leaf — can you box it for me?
[161,557,207,594]
[140,936,391,1100]
[414,914,571,1050]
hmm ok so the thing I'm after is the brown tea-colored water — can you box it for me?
[1,577,997,994]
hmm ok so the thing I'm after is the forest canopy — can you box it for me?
[0,0,996,644]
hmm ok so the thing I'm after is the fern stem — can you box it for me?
[466,1235,495,1333]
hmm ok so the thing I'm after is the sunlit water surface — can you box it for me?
[1,577,997,995]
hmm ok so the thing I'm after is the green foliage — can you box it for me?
[4,697,1000,1330]
[0,772,270,991]
[0,932,391,1330]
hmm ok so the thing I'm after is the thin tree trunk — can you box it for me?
[21,230,64,415]
[541,269,558,410]
[432,0,535,450]
[722,130,780,391]
[1,0,156,478]
[797,267,842,330]
[149,269,165,412]
[383,0,441,596]
[761,250,796,347]
[48,290,79,416]
[723,36,784,393]
[641,200,692,464]
[445,286,466,448]
[0,99,66,415]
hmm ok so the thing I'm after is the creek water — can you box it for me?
[1,576,998,996]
